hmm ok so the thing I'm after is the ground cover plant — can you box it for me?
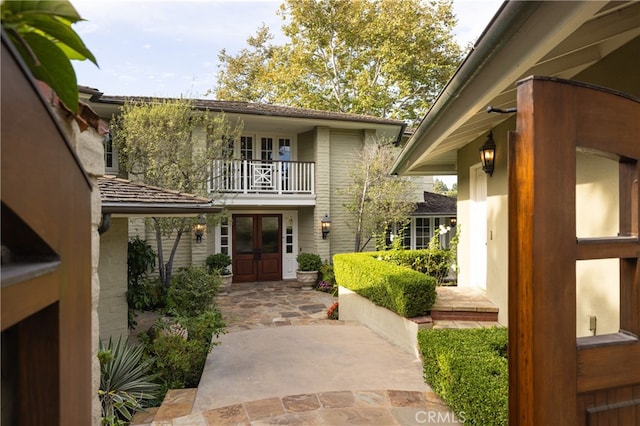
[418,327,508,426]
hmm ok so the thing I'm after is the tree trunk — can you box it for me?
[164,222,185,288]
[153,218,167,287]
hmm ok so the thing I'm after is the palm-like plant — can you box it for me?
[99,337,160,425]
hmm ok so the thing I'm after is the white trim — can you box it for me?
[470,164,487,291]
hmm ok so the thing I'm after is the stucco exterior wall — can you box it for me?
[98,217,129,341]
[457,106,623,335]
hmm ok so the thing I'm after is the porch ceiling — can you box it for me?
[392,1,640,176]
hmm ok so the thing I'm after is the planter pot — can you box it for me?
[296,271,318,286]
[221,274,233,287]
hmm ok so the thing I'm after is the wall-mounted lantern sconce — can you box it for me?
[479,131,496,177]
[321,214,331,239]
[449,217,457,227]
[194,214,206,243]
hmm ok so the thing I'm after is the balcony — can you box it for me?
[209,159,315,196]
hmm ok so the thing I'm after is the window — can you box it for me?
[103,133,118,172]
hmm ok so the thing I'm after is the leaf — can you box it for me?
[21,32,79,113]
[2,1,83,23]
[20,15,98,65]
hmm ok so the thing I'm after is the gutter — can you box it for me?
[390,1,540,175]
[101,203,221,215]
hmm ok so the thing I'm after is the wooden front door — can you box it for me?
[233,214,282,282]
[509,77,640,425]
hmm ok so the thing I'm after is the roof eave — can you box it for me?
[102,203,221,216]
[390,0,606,176]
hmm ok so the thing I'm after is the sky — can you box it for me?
[72,0,503,98]
[71,0,504,187]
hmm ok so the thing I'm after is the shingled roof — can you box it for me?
[79,86,404,127]
[98,175,220,215]
[412,191,457,215]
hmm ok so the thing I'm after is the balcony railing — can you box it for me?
[208,159,315,195]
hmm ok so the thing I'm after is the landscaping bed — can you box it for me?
[418,327,508,426]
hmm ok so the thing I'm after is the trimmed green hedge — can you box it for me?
[333,252,436,317]
[418,327,508,426]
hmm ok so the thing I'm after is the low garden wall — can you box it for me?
[338,286,431,358]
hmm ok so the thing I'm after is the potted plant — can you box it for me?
[296,252,322,289]
[206,253,233,286]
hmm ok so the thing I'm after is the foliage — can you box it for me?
[126,237,161,328]
[1,0,98,114]
[319,261,335,284]
[166,267,221,317]
[327,302,339,319]
[296,252,323,271]
[98,337,159,425]
[206,253,232,275]
[142,310,225,398]
[215,0,462,124]
[127,237,156,286]
[377,226,459,285]
[433,178,458,198]
[339,141,415,252]
[112,98,243,287]
[333,252,436,317]
[418,327,508,426]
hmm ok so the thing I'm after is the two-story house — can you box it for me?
[82,88,455,283]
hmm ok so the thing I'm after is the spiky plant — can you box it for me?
[99,337,160,425]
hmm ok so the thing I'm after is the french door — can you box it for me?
[232,214,282,282]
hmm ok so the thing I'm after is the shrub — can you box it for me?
[206,253,232,275]
[333,252,436,317]
[418,327,508,426]
[377,249,452,285]
[127,238,161,328]
[142,310,225,399]
[296,252,323,271]
[166,267,220,317]
[99,337,159,425]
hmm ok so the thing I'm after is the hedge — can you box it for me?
[333,252,436,317]
[376,249,453,285]
[418,327,508,426]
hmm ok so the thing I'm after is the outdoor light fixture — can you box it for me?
[321,214,331,239]
[479,131,496,177]
[450,217,457,227]
[194,214,206,243]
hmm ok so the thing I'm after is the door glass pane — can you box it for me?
[261,137,274,161]
[235,216,254,254]
[262,217,279,254]
[240,136,253,160]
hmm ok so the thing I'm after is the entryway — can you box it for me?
[232,214,282,282]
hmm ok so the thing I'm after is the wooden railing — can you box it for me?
[208,159,315,195]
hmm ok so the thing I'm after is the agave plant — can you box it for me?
[99,337,159,425]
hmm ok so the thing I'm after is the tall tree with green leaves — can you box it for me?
[339,141,416,252]
[112,99,243,287]
[215,0,462,124]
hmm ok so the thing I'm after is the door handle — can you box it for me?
[253,248,261,260]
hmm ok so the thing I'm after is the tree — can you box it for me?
[112,98,243,287]
[215,0,462,124]
[339,141,416,252]
[433,178,457,198]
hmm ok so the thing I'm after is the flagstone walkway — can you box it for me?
[133,282,495,425]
